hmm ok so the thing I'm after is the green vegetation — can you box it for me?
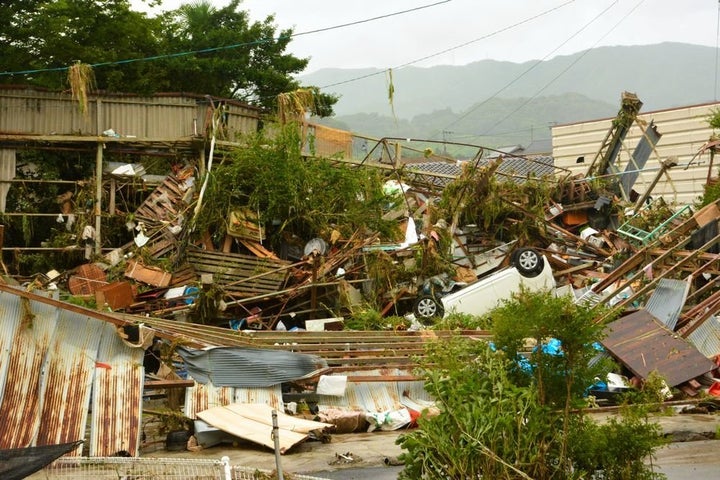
[397,290,667,479]
[196,124,400,250]
[0,1,336,114]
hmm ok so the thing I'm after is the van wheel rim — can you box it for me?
[518,250,539,270]
[416,298,437,317]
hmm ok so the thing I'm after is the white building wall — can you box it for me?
[551,99,720,206]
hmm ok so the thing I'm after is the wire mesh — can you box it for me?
[32,456,331,480]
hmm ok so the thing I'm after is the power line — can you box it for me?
[319,0,575,90]
[0,0,453,77]
[480,0,644,137]
[432,0,619,139]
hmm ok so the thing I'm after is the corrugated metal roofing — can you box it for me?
[409,155,556,188]
[686,315,720,358]
[644,278,690,330]
[316,369,427,413]
[177,346,327,388]
[602,309,715,387]
[0,286,146,455]
[0,86,259,138]
[184,382,282,419]
[90,322,144,456]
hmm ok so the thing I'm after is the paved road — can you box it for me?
[311,440,720,480]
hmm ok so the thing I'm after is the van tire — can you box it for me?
[414,295,444,320]
[512,248,543,278]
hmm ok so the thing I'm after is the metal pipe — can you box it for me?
[272,410,284,480]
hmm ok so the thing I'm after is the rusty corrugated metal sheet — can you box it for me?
[602,309,715,387]
[184,382,282,419]
[0,287,146,456]
[0,86,259,138]
[34,308,104,450]
[90,322,144,456]
[0,294,58,449]
[686,315,720,358]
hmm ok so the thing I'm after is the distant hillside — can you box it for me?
[318,93,617,149]
[300,42,718,148]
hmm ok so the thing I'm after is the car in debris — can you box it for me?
[413,247,556,320]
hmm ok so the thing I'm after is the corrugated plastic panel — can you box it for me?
[90,322,144,456]
[687,315,720,358]
[644,278,690,330]
[552,101,720,206]
[183,381,281,419]
[0,293,59,448]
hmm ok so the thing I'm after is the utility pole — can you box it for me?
[442,130,453,155]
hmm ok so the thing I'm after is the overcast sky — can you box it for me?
[135,0,720,73]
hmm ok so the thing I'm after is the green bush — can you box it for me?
[397,291,666,479]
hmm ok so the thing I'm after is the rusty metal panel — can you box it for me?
[0,287,146,457]
[89,322,144,456]
[232,386,283,410]
[0,293,58,448]
[686,315,720,358]
[184,382,236,419]
[183,382,281,419]
[34,308,104,450]
[602,309,715,387]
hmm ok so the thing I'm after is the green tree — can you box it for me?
[0,1,163,92]
[155,0,337,113]
[0,1,337,115]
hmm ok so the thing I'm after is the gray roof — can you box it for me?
[408,155,555,187]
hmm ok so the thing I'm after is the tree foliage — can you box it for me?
[398,292,666,480]
[0,0,337,115]
[195,123,400,250]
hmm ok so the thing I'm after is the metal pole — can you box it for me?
[272,410,284,480]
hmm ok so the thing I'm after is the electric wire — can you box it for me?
[319,0,575,90]
[433,0,618,140]
[0,0,452,77]
[478,0,645,139]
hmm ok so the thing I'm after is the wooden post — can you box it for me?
[310,253,319,320]
[109,178,116,216]
[95,142,103,256]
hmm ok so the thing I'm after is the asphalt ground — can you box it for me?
[149,411,720,479]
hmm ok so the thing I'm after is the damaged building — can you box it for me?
[2,84,720,469]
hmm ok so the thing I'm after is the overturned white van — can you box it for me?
[413,248,556,320]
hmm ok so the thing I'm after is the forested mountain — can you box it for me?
[301,42,717,148]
